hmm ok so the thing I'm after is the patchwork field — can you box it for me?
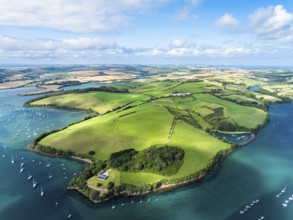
[29,79,272,198]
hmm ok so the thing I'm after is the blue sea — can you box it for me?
[0,86,293,220]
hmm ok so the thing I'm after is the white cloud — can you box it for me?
[215,13,239,30]
[0,0,170,33]
[62,38,117,50]
[174,8,190,21]
[0,35,269,62]
[186,0,202,8]
[173,0,202,21]
[249,5,293,42]
[171,39,186,47]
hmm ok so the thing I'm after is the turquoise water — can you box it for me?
[0,87,293,220]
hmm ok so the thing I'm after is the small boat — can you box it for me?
[46,163,51,167]
[28,171,33,180]
[21,162,24,167]
[49,173,53,179]
[2,155,5,158]
[282,203,288,207]
[121,203,124,206]
[33,178,37,188]
[20,166,24,173]
[112,205,115,209]
[67,214,72,219]
[55,202,58,206]
[11,156,14,164]
[41,187,44,196]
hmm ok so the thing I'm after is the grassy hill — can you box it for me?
[28,80,269,202]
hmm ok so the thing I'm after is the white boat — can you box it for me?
[112,205,115,209]
[282,203,288,207]
[20,166,24,173]
[21,162,24,166]
[11,156,14,164]
[28,171,32,180]
[2,155,5,158]
[41,187,44,196]
[49,173,53,179]
[46,163,51,167]
[67,214,72,219]
[33,178,37,188]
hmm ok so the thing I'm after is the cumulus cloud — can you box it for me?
[0,0,170,33]
[173,0,202,21]
[62,38,117,50]
[171,39,186,47]
[215,13,239,30]
[0,35,263,62]
[249,5,293,42]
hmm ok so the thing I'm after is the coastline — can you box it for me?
[25,121,259,205]
[21,82,270,205]
[26,144,92,165]
[66,135,256,205]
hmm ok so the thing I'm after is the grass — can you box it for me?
[35,80,268,188]
[221,94,263,106]
[169,121,230,179]
[31,92,150,114]
[39,103,174,160]
[193,94,267,129]
[121,172,165,185]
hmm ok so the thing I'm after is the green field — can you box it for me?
[31,80,269,194]
[193,94,267,129]
[39,103,174,160]
[31,92,150,114]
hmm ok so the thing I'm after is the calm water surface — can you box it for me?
[0,86,293,220]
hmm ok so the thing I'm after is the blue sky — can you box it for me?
[0,0,293,65]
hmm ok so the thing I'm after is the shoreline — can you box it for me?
[26,145,92,165]
[25,125,258,206]
[67,135,256,205]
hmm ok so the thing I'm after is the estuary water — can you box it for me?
[0,87,293,220]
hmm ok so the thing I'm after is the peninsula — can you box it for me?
[24,66,292,203]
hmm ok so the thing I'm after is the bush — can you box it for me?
[107,181,114,190]
[88,150,95,156]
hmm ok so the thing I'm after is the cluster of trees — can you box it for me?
[109,146,184,176]
[217,121,238,131]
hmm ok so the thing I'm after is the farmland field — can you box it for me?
[30,80,271,198]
